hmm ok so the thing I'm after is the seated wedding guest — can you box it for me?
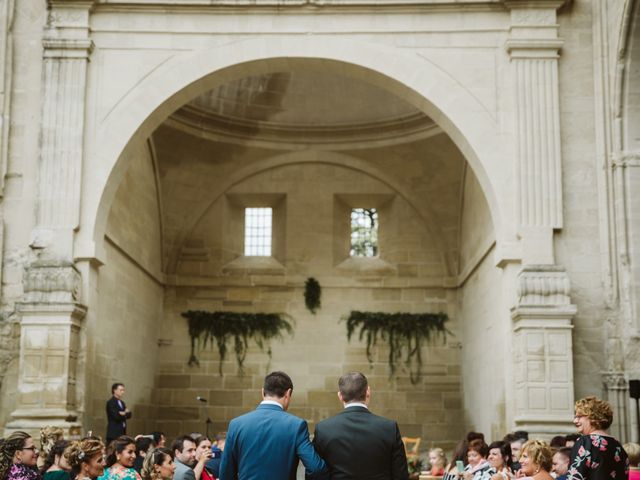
[517,440,553,480]
[623,443,640,480]
[551,447,571,480]
[40,428,64,470]
[0,431,41,480]
[191,438,212,480]
[204,434,224,479]
[141,448,175,480]
[568,396,628,480]
[487,441,513,480]
[463,440,492,480]
[549,437,566,450]
[504,434,527,472]
[429,448,447,476]
[64,438,106,480]
[564,436,579,449]
[133,439,155,474]
[41,440,70,480]
[99,436,141,480]
[443,440,468,480]
[172,436,196,480]
[150,436,165,451]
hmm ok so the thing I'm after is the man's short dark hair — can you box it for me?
[263,371,293,398]
[172,435,196,453]
[338,372,368,403]
[513,430,529,441]
[111,383,124,393]
[556,447,572,460]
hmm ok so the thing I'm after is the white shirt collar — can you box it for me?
[344,402,368,409]
[260,400,284,409]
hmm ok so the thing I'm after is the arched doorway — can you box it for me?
[84,48,506,445]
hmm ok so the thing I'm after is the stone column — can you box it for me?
[510,266,577,434]
[7,0,94,436]
[6,263,85,436]
[505,0,577,435]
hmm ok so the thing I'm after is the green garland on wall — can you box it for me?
[304,277,322,314]
[182,310,293,374]
[345,311,449,384]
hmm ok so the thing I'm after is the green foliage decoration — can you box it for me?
[345,311,449,384]
[304,277,322,314]
[182,310,293,375]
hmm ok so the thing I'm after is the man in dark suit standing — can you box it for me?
[312,372,409,480]
[219,371,327,480]
[106,382,132,444]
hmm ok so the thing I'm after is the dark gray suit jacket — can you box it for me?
[312,406,409,480]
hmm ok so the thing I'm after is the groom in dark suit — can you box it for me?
[312,372,409,480]
[219,371,328,480]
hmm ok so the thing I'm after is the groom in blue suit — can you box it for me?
[219,371,328,480]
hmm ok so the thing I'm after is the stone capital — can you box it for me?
[23,261,82,304]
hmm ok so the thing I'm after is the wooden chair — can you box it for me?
[402,436,421,456]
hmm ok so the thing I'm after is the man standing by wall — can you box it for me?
[312,372,409,480]
[105,383,132,444]
[219,371,327,480]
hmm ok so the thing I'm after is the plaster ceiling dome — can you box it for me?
[168,71,440,148]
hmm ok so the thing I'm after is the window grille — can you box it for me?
[244,208,272,256]
[350,208,378,257]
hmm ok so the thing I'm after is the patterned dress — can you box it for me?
[97,465,141,480]
[568,434,629,480]
[6,464,41,480]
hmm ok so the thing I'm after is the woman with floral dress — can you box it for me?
[568,396,629,480]
[0,432,41,480]
[98,437,140,480]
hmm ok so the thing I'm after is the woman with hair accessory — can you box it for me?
[428,448,447,477]
[41,440,70,480]
[568,396,629,480]
[98,437,140,480]
[487,441,513,480]
[516,440,553,480]
[0,431,41,480]
[140,449,175,480]
[64,438,105,480]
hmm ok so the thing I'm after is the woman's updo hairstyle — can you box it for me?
[40,439,70,474]
[64,437,105,480]
[0,431,31,480]
[520,440,553,472]
[140,448,173,480]
[105,436,135,468]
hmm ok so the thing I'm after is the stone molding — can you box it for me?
[515,265,572,306]
[23,262,82,303]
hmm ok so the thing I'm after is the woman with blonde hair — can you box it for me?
[516,440,552,480]
[0,431,40,480]
[568,396,629,480]
[140,449,174,480]
[64,438,105,480]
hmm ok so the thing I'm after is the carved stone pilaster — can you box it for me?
[5,262,86,437]
[505,1,566,266]
[510,266,577,435]
[602,371,630,443]
[31,1,94,259]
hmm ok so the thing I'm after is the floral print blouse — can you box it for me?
[568,434,629,480]
[6,464,41,480]
[97,464,141,480]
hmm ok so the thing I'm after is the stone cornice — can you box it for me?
[503,0,567,9]
[168,105,443,149]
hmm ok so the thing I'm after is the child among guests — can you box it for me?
[624,443,640,480]
[429,448,447,476]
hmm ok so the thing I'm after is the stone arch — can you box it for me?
[167,150,457,276]
[85,36,508,261]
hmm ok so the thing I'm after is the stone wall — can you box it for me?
[84,140,164,435]
[152,142,469,448]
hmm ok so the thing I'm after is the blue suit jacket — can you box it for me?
[219,403,327,480]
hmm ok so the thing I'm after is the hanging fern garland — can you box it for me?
[345,311,450,384]
[182,310,293,375]
[304,277,322,314]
